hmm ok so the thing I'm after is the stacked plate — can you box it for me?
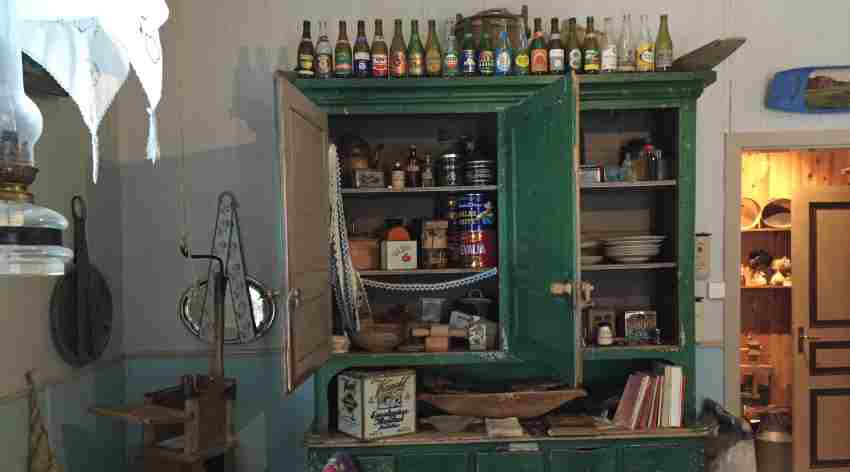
[603,236,667,263]
[580,240,604,265]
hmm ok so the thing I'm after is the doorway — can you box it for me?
[725,130,850,471]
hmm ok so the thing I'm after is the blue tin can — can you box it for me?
[457,193,496,231]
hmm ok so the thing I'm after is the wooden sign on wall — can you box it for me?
[767,66,850,113]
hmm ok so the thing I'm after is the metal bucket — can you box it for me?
[755,430,791,472]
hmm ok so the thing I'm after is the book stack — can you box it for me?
[613,362,684,430]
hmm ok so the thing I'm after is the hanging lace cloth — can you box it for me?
[17,0,169,182]
[26,372,62,472]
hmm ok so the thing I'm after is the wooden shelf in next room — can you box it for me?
[583,262,677,271]
[742,227,791,233]
[342,185,498,196]
[581,180,677,191]
[741,285,791,290]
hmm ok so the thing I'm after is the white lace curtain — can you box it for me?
[18,0,169,182]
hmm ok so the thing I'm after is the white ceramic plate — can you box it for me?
[606,249,661,257]
[581,255,605,265]
[581,240,602,249]
[603,236,667,244]
[609,255,654,263]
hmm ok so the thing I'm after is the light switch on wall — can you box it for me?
[708,282,726,299]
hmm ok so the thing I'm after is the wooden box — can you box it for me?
[349,238,380,270]
[337,369,416,440]
[381,241,418,270]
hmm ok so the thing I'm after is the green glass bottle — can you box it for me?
[296,20,315,78]
[477,22,495,76]
[547,18,565,74]
[654,14,674,71]
[442,18,460,77]
[529,18,548,75]
[565,18,582,73]
[425,19,442,77]
[407,20,425,77]
[582,17,600,74]
[513,18,530,76]
[334,20,353,78]
[371,19,388,78]
[390,19,407,78]
[460,22,477,77]
[353,20,371,78]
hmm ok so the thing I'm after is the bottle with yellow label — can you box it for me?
[635,14,654,72]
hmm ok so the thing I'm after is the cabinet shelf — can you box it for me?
[741,285,791,290]
[358,268,493,277]
[581,180,677,191]
[342,185,499,196]
[741,227,790,233]
[582,345,684,361]
[583,262,677,271]
[329,350,513,368]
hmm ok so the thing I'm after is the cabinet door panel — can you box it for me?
[399,453,467,472]
[503,76,579,382]
[622,444,702,472]
[274,72,332,394]
[476,452,544,472]
[551,447,617,472]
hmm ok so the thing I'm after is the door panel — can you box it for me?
[551,447,617,472]
[274,72,332,394]
[503,76,579,382]
[399,453,466,472]
[621,444,700,472]
[476,452,544,472]
[792,187,850,472]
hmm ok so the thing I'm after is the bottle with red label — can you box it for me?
[390,19,407,78]
[371,19,388,78]
[442,18,459,77]
[407,20,425,77]
[529,17,548,75]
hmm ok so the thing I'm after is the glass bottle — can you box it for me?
[442,18,460,77]
[334,20,353,78]
[390,19,407,78]
[353,20,371,78]
[600,17,617,73]
[494,30,512,76]
[513,18,530,76]
[460,22,477,77]
[654,14,674,71]
[529,17,548,75]
[636,14,654,72]
[407,20,425,77]
[477,22,495,76]
[617,14,636,72]
[565,18,582,73]
[371,19,388,78]
[547,18,565,74]
[425,19,442,77]
[421,153,435,187]
[315,21,333,79]
[391,160,405,189]
[296,20,315,78]
[405,145,421,187]
[582,17,600,74]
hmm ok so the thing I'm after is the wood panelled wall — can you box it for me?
[740,148,850,409]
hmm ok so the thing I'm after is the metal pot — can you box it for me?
[455,289,495,321]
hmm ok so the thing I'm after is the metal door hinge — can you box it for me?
[797,327,821,354]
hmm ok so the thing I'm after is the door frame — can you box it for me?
[723,129,850,414]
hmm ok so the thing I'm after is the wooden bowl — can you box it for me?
[421,415,480,433]
[418,388,587,419]
[350,324,404,353]
[741,198,761,230]
[761,198,791,229]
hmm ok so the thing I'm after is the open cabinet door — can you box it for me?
[274,72,332,394]
[503,76,580,383]
[792,186,850,472]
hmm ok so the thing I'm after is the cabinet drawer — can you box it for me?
[399,453,466,472]
[352,455,395,472]
[622,444,702,472]
[476,451,544,472]
[551,447,617,472]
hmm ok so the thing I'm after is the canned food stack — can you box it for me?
[457,193,497,268]
[464,160,497,185]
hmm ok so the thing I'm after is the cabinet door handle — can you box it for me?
[797,327,821,354]
[550,281,573,297]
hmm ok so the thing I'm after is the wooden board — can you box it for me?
[89,405,191,425]
[741,149,850,208]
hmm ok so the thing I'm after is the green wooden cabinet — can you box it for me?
[275,71,715,472]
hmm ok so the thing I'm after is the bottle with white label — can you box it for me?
[654,14,674,71]
[617,14,636,72]
[635,14,654,72]
[547,18,565,74]
[600,17,617,73]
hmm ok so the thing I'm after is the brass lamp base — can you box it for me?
[0,163,38,203]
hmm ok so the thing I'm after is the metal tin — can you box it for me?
[459,229,497,268]
[578,165,603,184]
[438,153,464,186]
[457,193,496,231]
[353,169,385,188]
[338,369,416,440]
[464,159,497,185]
[624,310,659,344]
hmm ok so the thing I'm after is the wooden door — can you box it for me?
[502,76,579,382]
[792,186,850,472]
[274,72,332,394]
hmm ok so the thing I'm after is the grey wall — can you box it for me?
[106,0,850,470]
[0,95,126,472]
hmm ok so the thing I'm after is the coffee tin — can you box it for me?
[457,193,496,231]
[459,229,498,268]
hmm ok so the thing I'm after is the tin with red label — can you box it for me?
[459,229,497,268]
[457,193,496,231]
